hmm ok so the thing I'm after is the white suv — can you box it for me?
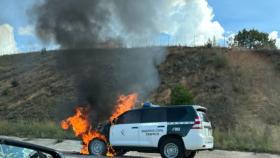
[89,105,214,158]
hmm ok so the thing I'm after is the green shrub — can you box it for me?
[11,80,19,88]
[2,89,9,96]
[171,84,194,105]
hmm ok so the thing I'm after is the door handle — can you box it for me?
[157,126,165,128]
[132,127,139,129]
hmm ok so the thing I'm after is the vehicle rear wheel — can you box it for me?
[184,150,196,158]
[160,138,185,158]
[88,139,107,156]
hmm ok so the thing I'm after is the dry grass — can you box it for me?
[0,120,75,140]
[212,51,280,153]
[226,51,280,125]
[214,121,280,154]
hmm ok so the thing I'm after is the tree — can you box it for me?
[171,84,194,105]
[205,36,216,48]
[205,38,213,48]
[233,29,276,49]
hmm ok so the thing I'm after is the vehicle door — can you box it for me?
[139,108,167,147]
[166,107,194,137]
[109,110,141,146]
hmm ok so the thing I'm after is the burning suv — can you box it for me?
[89,104,214,158]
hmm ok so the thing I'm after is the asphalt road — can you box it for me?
[1,136,280,158]
[64,151,280,158]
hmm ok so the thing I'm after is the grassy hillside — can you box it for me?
[0,52,77,121]
[1,47,280,153]
[152,47,280,153]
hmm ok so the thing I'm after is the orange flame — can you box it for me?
[60,107,90,136]
[60,107,106,154]
[60,93,138,155]
[109,93,138,123]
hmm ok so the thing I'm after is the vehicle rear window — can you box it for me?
[117,110,141,124]
[167,107,189,122]
[141,108,166,123]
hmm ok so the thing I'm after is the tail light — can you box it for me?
[192,116,202,129]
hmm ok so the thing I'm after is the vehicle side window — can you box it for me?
[167,107,188,122]
[141,108,166,123]
[116,110,141,124]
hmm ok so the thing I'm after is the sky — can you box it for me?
[0,0,39,53]
[0,0,280,54]
[208,0,280,33]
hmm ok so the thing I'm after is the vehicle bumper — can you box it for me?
[182,129,214,150]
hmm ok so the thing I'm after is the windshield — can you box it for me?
[0,144,53,158]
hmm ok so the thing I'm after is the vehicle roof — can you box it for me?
[117,105,207,119]
[192,105,207,111]
[136,104,207,110]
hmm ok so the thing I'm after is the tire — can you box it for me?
[184,151,196,158]
[88,139,107,156]
[160,138,185,158]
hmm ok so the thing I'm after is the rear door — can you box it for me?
[139,108,167,147]
[110,110,141,146]
[166,107,194,137]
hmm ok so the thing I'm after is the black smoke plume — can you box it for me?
[31,0,167,123]
[31,0,165,48]
[31,0,113,48]
[58,48,166,123]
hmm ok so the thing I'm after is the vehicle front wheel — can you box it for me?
[88,139,107,156]
[160,138,185,158]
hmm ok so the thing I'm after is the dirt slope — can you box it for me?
[152,47,280,127]
[0,52,77,121]
[1,47,280,124]
[1,47,280,152]
[151,47,280,152]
